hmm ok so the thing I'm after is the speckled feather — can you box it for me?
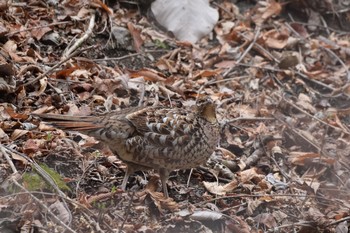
[35,101,219,197]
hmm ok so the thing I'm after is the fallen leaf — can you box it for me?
[203,179,239,195]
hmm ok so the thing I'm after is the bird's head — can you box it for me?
[197,98,217,124]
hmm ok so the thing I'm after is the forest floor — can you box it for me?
[0,0,350,232]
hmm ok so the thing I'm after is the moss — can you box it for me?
[22,163,71,192]
[154,39,169,49]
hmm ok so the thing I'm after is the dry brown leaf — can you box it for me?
[56,66,80,79]
[77,192,92,208]
[5,108,29,120]
[8,152,28,165]
[226,215,251,233]
[233,104,257,118]
[66,104,81,116]
[304,179,320,194]
[30,77,48,97]
[214,60,236,68]
[90,0,113,15]
[296,93,316,114]
[333,114,349,133]
[256,122,268,134]
[252,0,282,25]
[155,58,177,73]
[23,139,43,154]
[129,69,167,82]
[3,39,17,53]
[272,210,288,223]
[0,77,15,93]
[77,92,92,101]
[38,121,57,131]
[203,179,239,195]
[49,201,71,224]
[31,26,52,41]
[214,163,235,179]
[0,128,9,141]
[253,213,277,228]
[289,152,336,166]
[10,129,29,141]
[238,167,261,183]
[290,23,309,38]
[159,85,178,98]
[257,178,273,190]
[31,106,55,115]
[246,199,263,215]
[193,69,221,79]
[217,147,237,160]
[127,22,143,52]
[70,69,91,80]
[307,207,329,226]
[263,29,289,49]
[137,176,179,211]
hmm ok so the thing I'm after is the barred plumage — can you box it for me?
[34,100,219,197]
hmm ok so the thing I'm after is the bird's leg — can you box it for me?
[121,165,135,190]
[159,168,170,198]
[121,172,130,191]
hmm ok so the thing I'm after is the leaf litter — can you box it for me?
[0,0,349,232]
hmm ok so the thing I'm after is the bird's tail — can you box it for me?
[33,114,104,132]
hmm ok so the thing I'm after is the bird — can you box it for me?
[34,100,220,198]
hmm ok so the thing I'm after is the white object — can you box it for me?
[151,0,219,43]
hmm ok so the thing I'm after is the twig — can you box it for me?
[267,221,315,232]
[0,146,75,233]
[196,75,250,97]
[282,97,350,135]
[86,190,123,206]
[63,12,96,59]
[293,70,335,93]
[195,193,336,207]
[0,191,80,209]
[212,2,244,20]
[284,22,312,40]
[226,117,275,123]
[118,192,135,233]
[223,27,261,77]
[236,30,278,62]
[321,47,350,81]
[233,62,335,93]
[81,212,106,233]
[0,146,18,173]
[318,35,350,57]
[92,52,142,62]
[6,21,72,37]
[236,27,261,64]
[287,15,348,34]
[320,15,330,36]
[11,178,76,233]
[2,146,73,224]
[22,45,95,88]
[274,115,321,152]
[269,152,291,180]
[186,168,193,187]
[325,216,350,227]
[0,190,116,231]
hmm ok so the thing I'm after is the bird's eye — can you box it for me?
[196,97,213,107]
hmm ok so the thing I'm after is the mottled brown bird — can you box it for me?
[35,100,219,197]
